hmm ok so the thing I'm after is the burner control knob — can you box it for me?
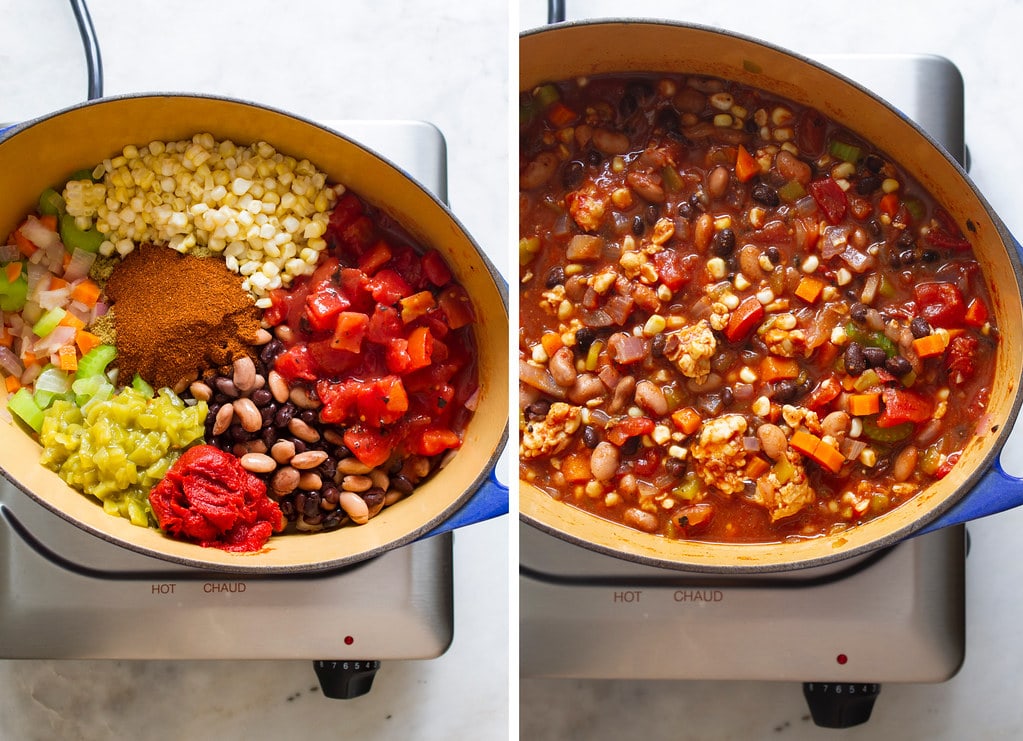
[313,660,381,699]
[802,682,880,728]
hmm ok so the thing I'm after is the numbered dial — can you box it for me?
[313,660,381,699]
[803,682,881,728]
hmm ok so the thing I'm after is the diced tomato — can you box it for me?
[945,333,979,384]
[386,337,412,374]
[652,249,697,291]
[304,284,349,332]
[935,451,962,479]
[343,425,396,468]
[436,285,475,330]
[367,268,413,305]
[368,375,409,425]
[808,177,848,224]
[367,304,403,343]
[734,144,759,183]
[724,296,764,343]
[263,288,292,326]
[804,375,841,410]
[309,256,340,288]
[306,338,361,376]
[606,416,655,446]
[876,387,933,427]
[316,378,360,423]
[795,109,827,156]
[388,244,428,291]
[914,281,966,328]
[925,208,972,251]
[338,268,372,312]
[331,311,369,353]
[407,326,434,371]
[422,249,453,287]
[407,426,461,456]
[274,344,318,382]
[358,240,393,275]
[328,192,364,231]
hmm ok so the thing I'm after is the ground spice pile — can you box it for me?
[104,243,261,390]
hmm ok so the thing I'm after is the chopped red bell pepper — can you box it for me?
[808,177,848,224]
[400,290,437,323]
[724,296,765,343]
[366,304,403,343]
[408,426,462,456]
[964,297,989,328]
[804,375,842,410]
[406,326,434,371]
[876,387,933,428]
[331,311,369,353]
[422,249,453,287]
[652,249,697,291]
[358,240,393,275]
[436,285,475,330]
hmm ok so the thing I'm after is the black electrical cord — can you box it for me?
[69,0,103,100]
[548,0,565,24]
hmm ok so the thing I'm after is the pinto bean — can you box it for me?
[590,442,620,482]
[757,423,788,460]
[520,151,560,190]
[548,346,578,388]
[609,375,636,413]
[821,411,851,438]
[893,445,919,482]
[626,171,665,203]
[634,380,668,416]
[776,149,811,185]
[623,507,659,533]
[591,128,631,155]
[694,212,715,252]
[338,491,370,525]
[232,356,257,393]
[707,165,730,200]
[567,373,606,405]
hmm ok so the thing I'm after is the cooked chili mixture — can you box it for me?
[518,73,997,543]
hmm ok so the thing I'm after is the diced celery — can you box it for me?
[8,387,44,432]
[59,214,104,254]
[0,265,28,312]
[777,180,806,202]
[75,344,116,379]
[828,140,862,163]
[32,307,67,338]
[132,373,155,398]
[534,83,560,108]
[38,188,66,217]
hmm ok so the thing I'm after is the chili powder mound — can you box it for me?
[104,243,261,389]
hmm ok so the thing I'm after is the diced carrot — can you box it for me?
[789,429,822,458]
[540,332,563,358]
[879,192,900,218]
[37,215,58,232]
[671,406,702,435]
[912,333,947,359]
[735,144,760,183]
[547,101,578,128]
[13,229,36,257]
[59,312,86,331]
[406,325,434,370]
[794,275,824,304]
[74,330,103,355]
[4,262,22,283]
[745,456,771,479]
[0,328,11,348]
[812,440,846,474]
[63,251,72,270]
[964,297,989,328]
[561,451,592,483]
[49,275,70,291]
[57,344,78,372]
[848,392,881,416]
[760,356,800,383]
[4,375,20,393]
[69,278,102,307]
[21,350,37,367]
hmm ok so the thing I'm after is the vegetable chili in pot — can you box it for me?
[519,72,998,544]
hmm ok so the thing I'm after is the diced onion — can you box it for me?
[0,346,23,377]
[34,367,70,394]
[37,287,71,311]
[20,216,61,252]
[63,248,97,282]
[32,325,75,356]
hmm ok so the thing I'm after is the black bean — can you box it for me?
[575,327,596,353]
[650,332,666,358]
[886,355,912,376]
[765,246,781,266]
[228,423,254,442]
[863,154,884,172]
[260,427,277,449]
[390,474,415,495]
[854,174,882,195]
[645,204,660,224]
[260,406,277,425]
[844,342,866,376]
[274,403,296,428]
[362,488,386,510]
[632,215,645,236]
[720,386,734,407]
[712,228,736,256]
[251,388,273,407]
[899,249,917,266]
[562,161,585,190]
[664,457,685,477]
[280,499,296,519]
[654,107,680,133]
[524,400,551,422]
[291,438,308,454]
[676,200,694,220]
[322,485,341,505]
[897,229,916,247]
[545,266,566,288]
[849,302,869,323]
[910,317,932,339]
[318,457,338,482]
[586,149,602,167]
[772,379,798,403]
[260,338,284,366]
[299,409,318,425]
[921,249,939,263]
[863,346,887,368]
[581,425,599,448]
[618,93,638,119]
[621,437,641,456]
[751,182,780,207]
[303,493,322,517]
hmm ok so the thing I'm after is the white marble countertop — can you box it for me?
[0,1,508,739]
[519,1,1023,739]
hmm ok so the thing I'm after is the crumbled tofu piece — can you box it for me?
[520,402,583,460]
[689,414,749,496]
[663,319,716,381]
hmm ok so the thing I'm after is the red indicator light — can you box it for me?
[344,635,354,645]
[836,653,848,665]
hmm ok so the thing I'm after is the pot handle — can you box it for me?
[915,459,1023,535]
[423,468,509,537]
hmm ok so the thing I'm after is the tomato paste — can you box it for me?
[149,445,283,552]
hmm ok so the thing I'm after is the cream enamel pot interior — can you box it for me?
[0,93,508,574]
[519,20,1023,573]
